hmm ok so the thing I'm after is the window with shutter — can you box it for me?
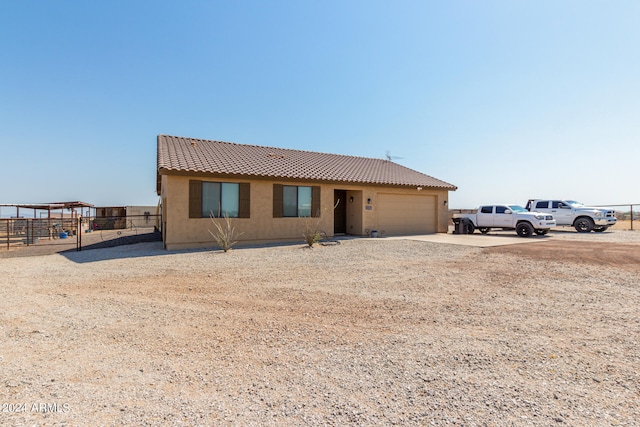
[189,180,249,218]
[274,184,320,217]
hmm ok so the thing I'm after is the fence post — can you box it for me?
[631,204,634,231]
[6,220,9,250]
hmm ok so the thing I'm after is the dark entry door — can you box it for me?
[334,190,347,234]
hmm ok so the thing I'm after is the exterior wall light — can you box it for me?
[349,196,354,203]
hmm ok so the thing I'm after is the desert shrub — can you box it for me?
[301,200,341,248]
[208,213,243,252]
[302,217,324,248]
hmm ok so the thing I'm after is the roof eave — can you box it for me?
[157,167,457,190]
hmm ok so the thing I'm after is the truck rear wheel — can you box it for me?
[465,221,475,234]
[516,222,533,237]
[574,217,594,233]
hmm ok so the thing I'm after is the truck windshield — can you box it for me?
[508,205,527,213]
[565,200,584,208]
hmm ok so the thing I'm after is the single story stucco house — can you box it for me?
[156,134,456,250]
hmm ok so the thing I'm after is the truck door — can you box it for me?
[477,206,494,227]
[551,200,572,225]
[493,205,513,228]
[533,200,555,220]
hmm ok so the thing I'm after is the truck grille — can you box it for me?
[605,210,616,218]
[545,215,553,220]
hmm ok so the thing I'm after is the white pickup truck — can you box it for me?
[525,199,616,232]
[452,204,556,237]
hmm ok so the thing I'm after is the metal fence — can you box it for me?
[594,204,638,231]
[1,217,80,249]
[2,215,161,252]
[91,212,158,231]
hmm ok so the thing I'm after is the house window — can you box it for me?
[283,185,312,217]
[203,182,239,218]
[273,184,320,218]
[189,180,250,219]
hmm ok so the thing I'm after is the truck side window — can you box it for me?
[480,206,493,214]
[552,201,561,208]
[535,201,548,209]
[495,206,507,214]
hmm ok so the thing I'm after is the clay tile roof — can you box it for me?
[157,135,456,193]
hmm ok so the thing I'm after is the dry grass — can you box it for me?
[611,219,637,230]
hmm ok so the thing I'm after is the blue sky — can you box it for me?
[1,0,638,211]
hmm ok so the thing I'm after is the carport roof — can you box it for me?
[156,135,457,193]
[0,202,93,210]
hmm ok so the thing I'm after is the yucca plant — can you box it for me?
[208,213,243,252]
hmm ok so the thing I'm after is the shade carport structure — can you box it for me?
[0,201,94,250]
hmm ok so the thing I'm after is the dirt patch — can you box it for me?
[484,240,640,272]
[611,219,638,230]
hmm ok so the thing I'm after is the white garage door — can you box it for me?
[378,194,436,235]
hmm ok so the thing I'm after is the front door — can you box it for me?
[334,190,347,234]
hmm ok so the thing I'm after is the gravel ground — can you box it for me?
[1,230,639,426]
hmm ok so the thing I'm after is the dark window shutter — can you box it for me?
[239,183,250,218]
[273,184,283,218]
[311,186,321,217]
[189,180,202,218]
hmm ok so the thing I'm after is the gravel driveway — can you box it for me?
[1,230,639,426]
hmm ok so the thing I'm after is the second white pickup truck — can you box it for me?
[525,199,616,232]
[453,204,557,237]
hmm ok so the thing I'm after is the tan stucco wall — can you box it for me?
[161,175,450,250]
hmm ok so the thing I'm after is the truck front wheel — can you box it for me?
[479,227,490,234]
[574,217,594,233]
[516,222,533,237]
